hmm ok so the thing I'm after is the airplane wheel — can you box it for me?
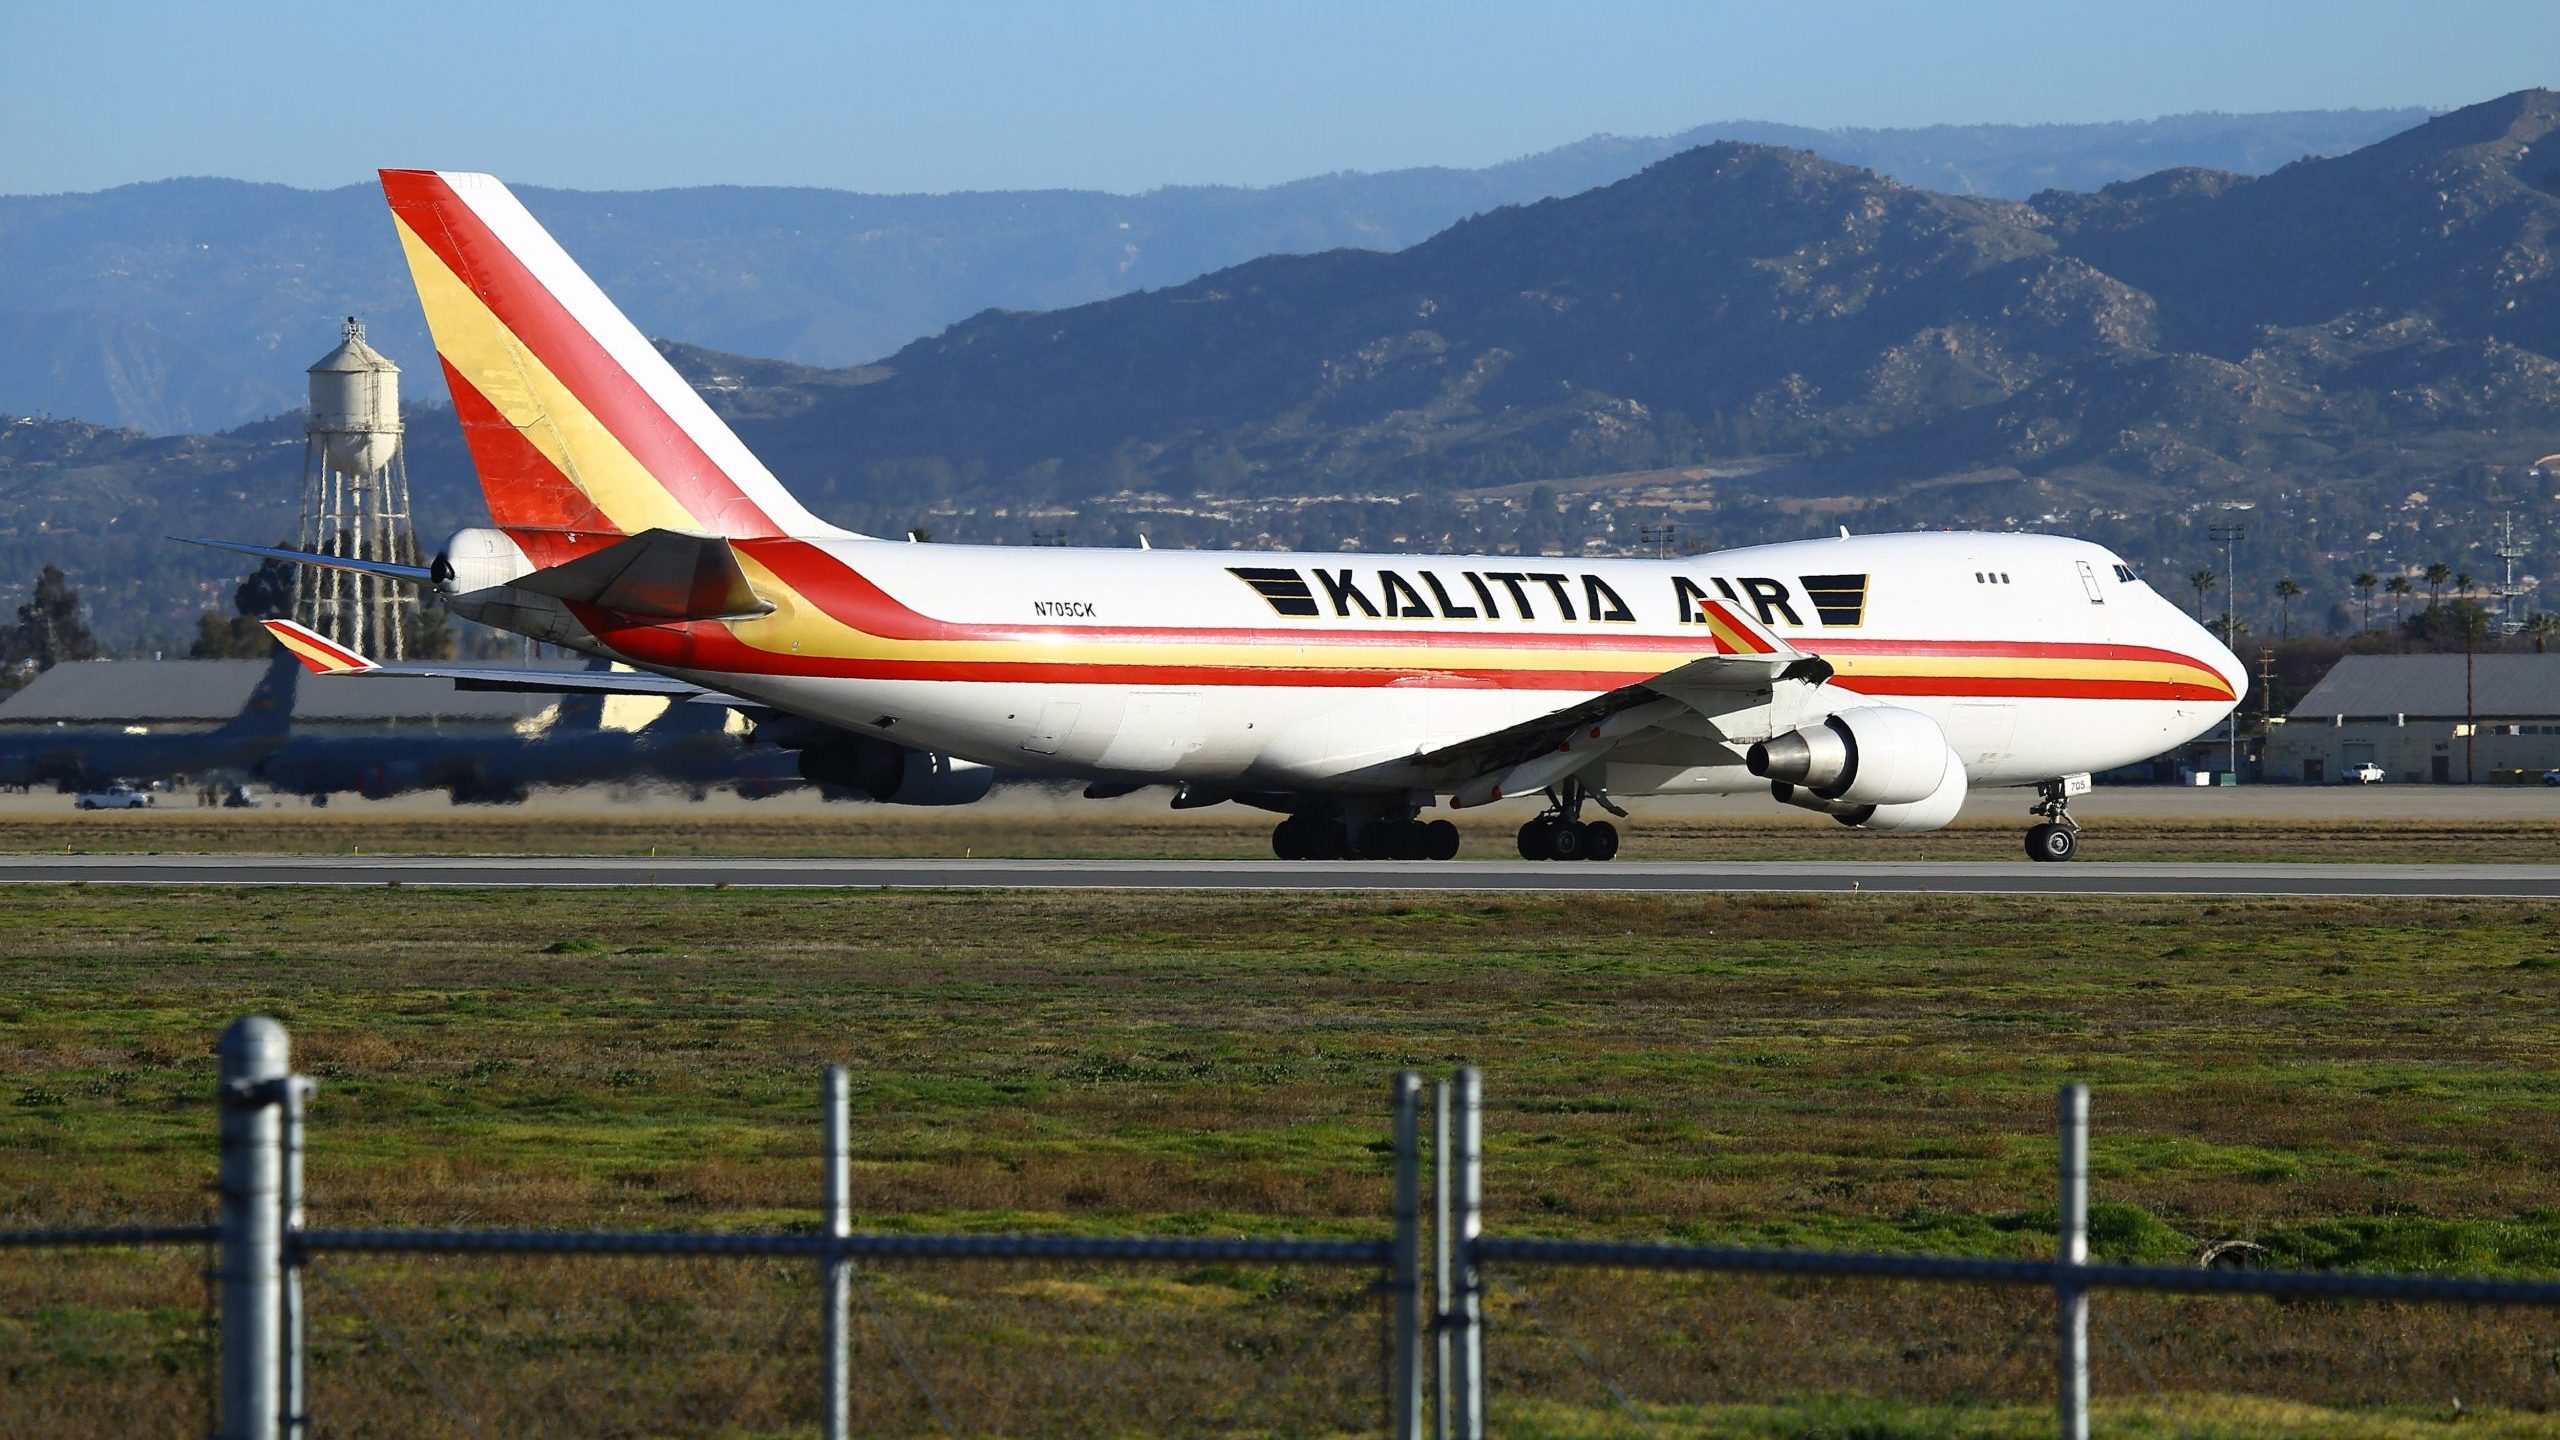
[1389,822,1429,861]
[1306,824,1347,861]
[1271,818,1307,861]
[1359,821,1402,861]
[1516,819,1551,860]
[1580,820,1620,861]
[2026,823,2077,863]
[1423,819,1461,861]
[1543,820,1587,862]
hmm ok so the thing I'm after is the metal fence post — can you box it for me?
[822,1065,851,1440]
[1450,1068,1484,1440]
[217,1015,288,1440]
[281,1073,315,1438]
[2057,1084,2090,1440]
[1391,1072,1423,1440]
[1433,1079,1453,1440]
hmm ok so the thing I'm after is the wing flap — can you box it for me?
[1416,621,1837,799]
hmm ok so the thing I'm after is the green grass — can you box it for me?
[5,887,2560,1433]
[6,804,2560,862]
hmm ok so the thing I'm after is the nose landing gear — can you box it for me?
[2025,776,2085,862]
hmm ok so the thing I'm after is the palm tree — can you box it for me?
[2274,578,2303,640]
[2424,562,2452,609]
[2353,572,2378,632]
[2189,569,2218,623]
[2385,575,2413,623]
[2525,611,2560,654]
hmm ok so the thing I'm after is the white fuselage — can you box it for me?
[568,529,2244,803]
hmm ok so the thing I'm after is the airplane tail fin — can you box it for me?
[378,169,855,541]
[212,641,305,738]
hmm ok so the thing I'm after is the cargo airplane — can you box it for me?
[202,170,2245,862]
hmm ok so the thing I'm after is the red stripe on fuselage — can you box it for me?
[590,618,2227,702]
[718,538,2229,681]
[381,169,781,538]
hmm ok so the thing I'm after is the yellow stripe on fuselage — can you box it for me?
[719,556,2221,691]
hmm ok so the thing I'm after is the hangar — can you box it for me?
[0,657,593,739]
[2266,654,2560,784]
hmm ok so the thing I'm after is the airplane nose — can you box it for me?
[2195,618,2248,706]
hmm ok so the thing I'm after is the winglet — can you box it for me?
[1694,598,1797,658]
[261,619,378,675]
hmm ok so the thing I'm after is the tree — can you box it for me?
[3,564,97,684]
[2424,562,2452,608]
[2525,611,2560,654]
[2189,569,2217,622]
[2385,574,2412,624]
[188,553,301,659]
[2274,577,2302,641]
[403,605,457,660]
[2352,572,2378,632]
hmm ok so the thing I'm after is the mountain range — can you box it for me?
[8,94,2560,654]
[0,108,2425,433]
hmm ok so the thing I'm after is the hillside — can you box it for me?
[733,94,2560,500]
[0,109,2424,433]
[11,96,2560,651]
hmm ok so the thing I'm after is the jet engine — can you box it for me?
[795,734,995,807]
[1746,706,1950,806]
[1769,741,1969,831]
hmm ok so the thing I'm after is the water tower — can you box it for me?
[295,317,419,656]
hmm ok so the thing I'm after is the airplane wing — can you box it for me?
[260,620,754,706]
[1418,598,1834,806]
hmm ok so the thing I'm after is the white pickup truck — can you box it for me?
[2348,762,2386,784]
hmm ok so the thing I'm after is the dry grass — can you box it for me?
[6,804,2560,863]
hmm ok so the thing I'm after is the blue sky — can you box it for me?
[3,0,2552,195]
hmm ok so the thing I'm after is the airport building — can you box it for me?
[0,657,577,738]
[2266,654,2560,784]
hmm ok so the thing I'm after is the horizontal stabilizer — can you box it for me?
[259,620,750,705]
[262,619,376,674]
[508,528,774,622]
[180,536,436,585]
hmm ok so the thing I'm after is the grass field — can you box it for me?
[6,886,2560,1434]
[7,802,2560,863]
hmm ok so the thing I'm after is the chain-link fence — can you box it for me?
[286,1252,1385,1439]
[0,1238,216,1439]
[1465,1268,2560,1437]
[9,1022,2560,1438]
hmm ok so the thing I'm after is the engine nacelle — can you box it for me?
[797,735,995,806]
[1841,745,1969,831]
[1746,706,1951,806]
[1770,742,1969,831]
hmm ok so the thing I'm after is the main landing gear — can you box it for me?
[1516,779,1621,863]
[1270,810,1459,862]
[2025,777,2082,863]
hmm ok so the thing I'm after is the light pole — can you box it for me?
[2208,523,2246,780]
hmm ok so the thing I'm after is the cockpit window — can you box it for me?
[2111,564,2140,584]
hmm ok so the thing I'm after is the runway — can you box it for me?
[4,854,2559,897]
